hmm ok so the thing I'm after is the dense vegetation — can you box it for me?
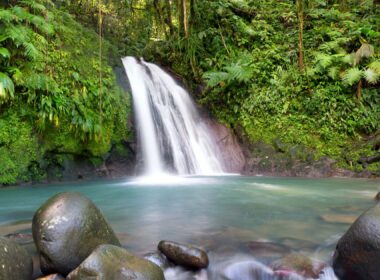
[122,0,380,174]
[0,0,379,184]
[0,0,131,184]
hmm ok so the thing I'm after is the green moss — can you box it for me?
[0,113,42,184]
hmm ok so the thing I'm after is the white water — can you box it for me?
[122,57,224,176]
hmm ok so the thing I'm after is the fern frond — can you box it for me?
[342,67,363,86]
[225,63,253,83]
[327,66,339,79]
[203,71,229,87]
[315,53,333,68]
[363,68,379,84]
[368,60,380,74]
[19,0,47,12]
[0,9,16,23]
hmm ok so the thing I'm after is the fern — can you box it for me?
[203,71,229,87]
[368,60,380,74]
[224,62,253,83]
[342,67,363,86]
[363,68,379,84]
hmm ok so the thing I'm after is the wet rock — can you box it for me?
[36,274,65,280]
[271,253,326,279]
[144,251,171,269]
[5,232,42,278]
[158,240,209,269]
[32,192,120,275]
[66,244,164,280]
[321,214,358,224]
[333,203,380,280]
[0,236,33,280]
[245,240,291,260]
[205,119,246,173]
[375,191,380,201]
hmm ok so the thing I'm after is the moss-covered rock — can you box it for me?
[32,192,120,275]
[67,245,164,280]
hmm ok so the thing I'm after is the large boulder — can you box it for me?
[158,240,209,269]
[333,204,380,280]
[66,244,164,280]
[32,192,120,275]
[0,237,33,280]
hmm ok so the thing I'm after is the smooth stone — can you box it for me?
[158,240,209,269]
[321,214,358,224]
[333,203,380,280]
[36,274,65,280]
[271,253,326,279]
[32,192,120,275]
[144,252,171,269]
[0,237,33,280]
[66,244,164,280]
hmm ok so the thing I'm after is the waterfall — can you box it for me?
[122,57,224,176]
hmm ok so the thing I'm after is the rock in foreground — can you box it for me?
[0,237,33,280]
[158,240,209,269]
[67,244,164,280]
[32,192,120,275]
[333,204,380,280]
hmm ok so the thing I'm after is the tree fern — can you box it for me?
[342,67,363,86]
[363,68,379,84]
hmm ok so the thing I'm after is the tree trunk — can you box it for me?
[296,0,305,73]
[179,0,189,37]
[164,0,174,35]
[153,0,167,38]
[356,79,362,100]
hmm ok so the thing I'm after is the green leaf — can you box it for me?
[0,72,15,99]
[342,68,363,86]
[363,68,379,84]
[0,47,10,59]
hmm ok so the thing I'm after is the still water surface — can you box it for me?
[0,176,378,279]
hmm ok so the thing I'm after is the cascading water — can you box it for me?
[122,56,224,176]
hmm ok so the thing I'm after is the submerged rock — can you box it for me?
[32,192,120,275]
[333,203,380,280]
[158,240,209,269]
[271,253,326,279]
[0,237,33,280]
[245,240,291,260]
[66,244,164,280]
[320,214,357,224]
